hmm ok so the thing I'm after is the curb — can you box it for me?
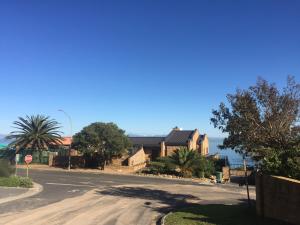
[0,182,43,205]
[160,212,172,225]
[17,166,214,186]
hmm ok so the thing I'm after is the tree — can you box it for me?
[7,115,62,151]
[211,76,300,179]
[72,122,131,169]
[167,147,201,177]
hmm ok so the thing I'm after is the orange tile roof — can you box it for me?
[60,137,72,145]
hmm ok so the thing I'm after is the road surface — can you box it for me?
[0,169,255,225]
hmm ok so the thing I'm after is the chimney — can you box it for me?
[173,126,181,131]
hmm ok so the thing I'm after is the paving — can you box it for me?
[0,168,256,225]
[0,187,28,199]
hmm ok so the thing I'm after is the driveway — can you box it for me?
[0,169,255,225]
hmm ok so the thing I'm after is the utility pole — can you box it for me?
[58,109,73,171]
[243,154,251,207]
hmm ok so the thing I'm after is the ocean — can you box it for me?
[209,137,254,167]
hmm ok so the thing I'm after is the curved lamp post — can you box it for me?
[58,109,73,171]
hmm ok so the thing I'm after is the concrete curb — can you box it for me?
[0,182,43,205]
[17,166,214,186]
[160,212,172,225]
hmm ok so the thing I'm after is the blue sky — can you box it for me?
[0,0,299,137]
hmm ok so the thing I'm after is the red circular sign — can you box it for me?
[24,155,32,164]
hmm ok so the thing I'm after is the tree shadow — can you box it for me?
[96,187,289,225]
[96,186,200,214]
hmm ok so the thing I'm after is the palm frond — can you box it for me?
[8,114,62,151]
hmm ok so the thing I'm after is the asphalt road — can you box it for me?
[0,169,255,225]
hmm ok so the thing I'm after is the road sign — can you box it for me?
[24,155,32,177]
[25,155,32,164]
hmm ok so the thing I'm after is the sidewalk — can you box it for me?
[0,182,43,205]
[0,187,28,199]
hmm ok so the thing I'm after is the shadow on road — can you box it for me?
[96,186,200,214]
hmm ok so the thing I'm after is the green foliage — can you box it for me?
[168,147,201,177]
[164,204,283,225]
[194,157,215,178]
[211,157,228,172]
[7,115,62,151]
[144,148,217,178]
[211,76,300,179]
[72,122,131,167]
[0,159,15,177]
[261,147,300,180]
[0,176,33,188]
[146,157,177,175]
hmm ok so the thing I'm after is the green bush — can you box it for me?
[194,157,215,178]
[145,157,178,175]
[261,149,300,180]
[0,159,15,177]
[0,176,33,188]
[144,152,218,179]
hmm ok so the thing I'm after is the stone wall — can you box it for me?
[256,174,300,225]
[128,147,146,167]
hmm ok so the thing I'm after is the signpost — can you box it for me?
[24,155,32,177]
[15,154,20,176]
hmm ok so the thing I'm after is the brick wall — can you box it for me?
[188,129,199,150]
[165,146,180,156]
[200,134,209,155]
[256,174,300,225]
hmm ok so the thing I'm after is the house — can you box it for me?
[127,127,209,166]
[48,137,79,156]
[59,137,72,149]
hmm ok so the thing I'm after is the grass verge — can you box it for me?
[0,176,33,188]
[164,204,286,225]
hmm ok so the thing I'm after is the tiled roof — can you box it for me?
[165,130,195,145]
[129,137,164,147]
[51,137,72,146]
[61,137,72,145]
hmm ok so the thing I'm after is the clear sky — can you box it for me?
[0,0,299,137]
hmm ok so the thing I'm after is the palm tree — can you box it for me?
[7,115,62,151]
[168,147,200,177]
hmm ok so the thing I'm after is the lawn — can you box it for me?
[164,204,286,225]
[0,176,33,188]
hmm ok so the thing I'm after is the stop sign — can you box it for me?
[24,155,32,164]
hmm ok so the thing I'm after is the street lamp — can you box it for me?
[58,109,73,171]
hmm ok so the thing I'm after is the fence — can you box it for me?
[52,155,104,168]
[256,174,300,225]
[0,148,69,165]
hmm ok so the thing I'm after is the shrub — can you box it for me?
[168,147,201,177]
[18,176,34,188]
[212,158,228,172]
[194,157,216,178]
[144,157,177,175]
[0,159,15,177]
[0,176,33,188]
[261,149,300,180]
[142,149,222,178]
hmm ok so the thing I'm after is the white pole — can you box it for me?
[58,109,73,171]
